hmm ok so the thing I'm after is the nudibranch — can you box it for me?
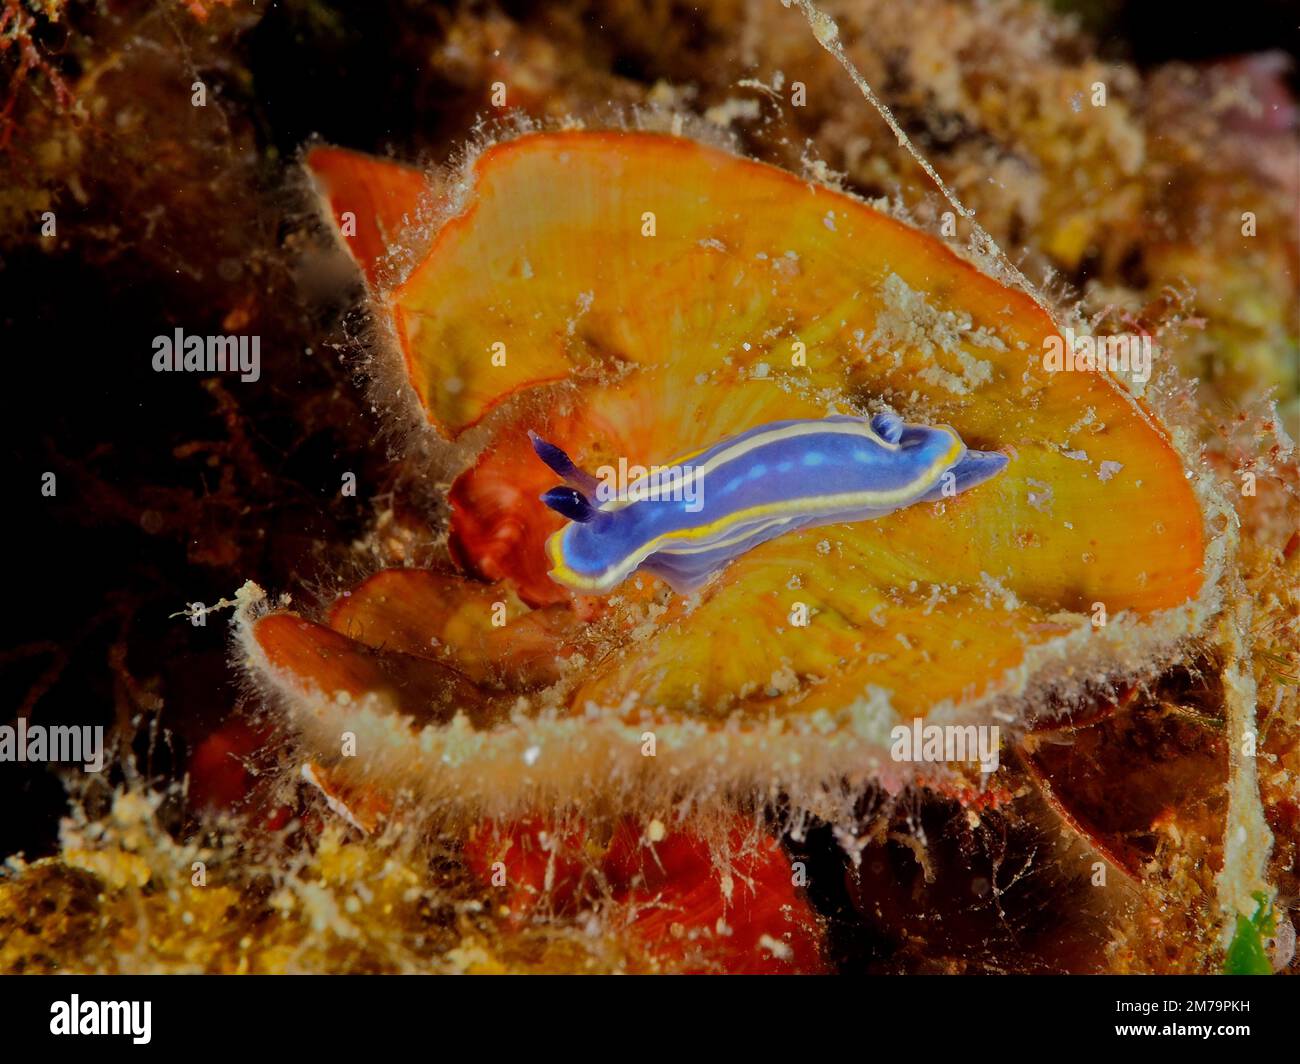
[240,127,1220,825]
[533,413,1009,594]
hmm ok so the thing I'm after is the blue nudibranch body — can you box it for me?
[532,413,1008,595]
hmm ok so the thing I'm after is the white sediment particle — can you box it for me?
[922,583,947,615]
[565,290,594,337]
[297,880,360,939]
[872,273,999,394]
[737,74,784,98]
[699,236,727,251]
[917,366,963,394]
[767,665,800,696]
[801,152,845,188]
[823,210,837,231]
[1027,478,1053,513]
[627,602,668,643]
[772,251,801,279]
[1065,408,1098,436]
[704,97,761,127]
[807,5,839,45]
[758,934,794,961]
[980,572,1020,611]
[1098,460,1124,482]
[1062,448,1089,461]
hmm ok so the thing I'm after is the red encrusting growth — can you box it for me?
[465,815,826,973]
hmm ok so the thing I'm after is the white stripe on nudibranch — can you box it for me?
[534,413,1007,595]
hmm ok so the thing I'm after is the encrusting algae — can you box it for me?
[2,782,821,973]
[252,125,1227,825]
